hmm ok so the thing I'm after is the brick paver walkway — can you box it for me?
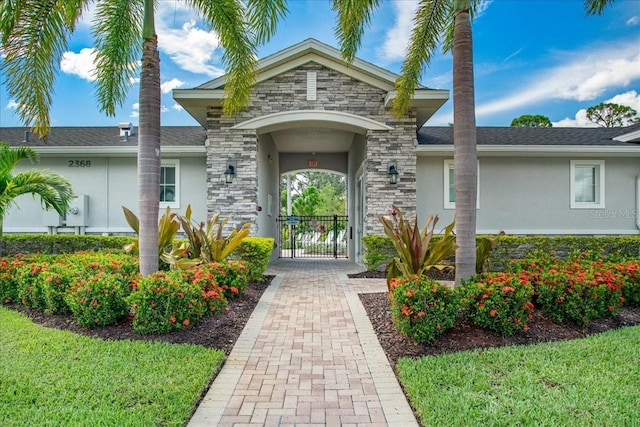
[188,258,418,427]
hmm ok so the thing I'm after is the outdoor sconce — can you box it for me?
[388,163,399,184]
[224,161,236,184]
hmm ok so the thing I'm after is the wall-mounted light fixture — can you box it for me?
[224,161,236,184]
[388,163,399,184]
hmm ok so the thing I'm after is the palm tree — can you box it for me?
[0,143,73,237]
[333,0,616,285]
[1,0,287,276]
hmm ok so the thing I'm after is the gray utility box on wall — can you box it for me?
[66,194,89,227]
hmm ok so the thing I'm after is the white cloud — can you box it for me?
[378,1,419,63]
[155,3,225,77]
[6,100,19,110]
[130,102,139,118]
[161,78,185,94]
[552,91,640,127]
[476,40,640,118]
[627,16,639,26]
[378,0,493,63]
[60,48,98,81]
[161,105,169,113]
[172,103,184,111]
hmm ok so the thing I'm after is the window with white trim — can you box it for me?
[570,160,604,209]
[160,160,180,208]
[444,159,479,209]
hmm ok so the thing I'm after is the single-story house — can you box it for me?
[2,38,639,264]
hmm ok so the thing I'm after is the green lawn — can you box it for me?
[398,325,640,426]
[0,307,225,427]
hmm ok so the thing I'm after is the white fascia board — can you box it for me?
[416,145,640,157]
[385,89,450,107]
[613,128,640,143]
[31,146,206,157]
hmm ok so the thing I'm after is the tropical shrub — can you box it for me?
[0,234,135,256]
[65,272,131,328]
[232,237,274,282]
[361,235,396,271]
[37,264,79,315]
[616,260,639,306]
[0,256,28,304]
[461,272,535,336]
[16,261,50,310]
[183,266,228,315]
[128,269,204,334]
[200,261,249,299]
[122,205,180,269]
[380,205,457,290]
[535,262,625,326]
[389,275,460,344]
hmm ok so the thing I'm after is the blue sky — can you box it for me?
[1,0,639,129]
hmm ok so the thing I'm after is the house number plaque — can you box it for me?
[68,160,92,167]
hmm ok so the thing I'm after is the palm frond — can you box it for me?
[92,0,144,116]
[332,0,380,63]
[584,0,615,15]
[246,0,288,45]
[0,0,88,139]
[2,169,73,216]
[189,0,258,115]
[0,143,39,172]
[392,0,450,116]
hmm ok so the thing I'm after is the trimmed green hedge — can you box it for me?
[362,234,640,272]
[0,234,134,256]
[231,237,275,282]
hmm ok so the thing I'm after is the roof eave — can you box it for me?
[27,146,206,157]
[416,144,640,157]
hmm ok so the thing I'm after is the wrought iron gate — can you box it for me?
[277,215,348,258]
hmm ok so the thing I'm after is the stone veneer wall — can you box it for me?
[205,62,416,236]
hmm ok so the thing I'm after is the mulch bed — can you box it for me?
[8,271,640,369]
[7,276,274,355]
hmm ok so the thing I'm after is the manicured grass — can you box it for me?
[398,326,640,426]
[0,307,225,426]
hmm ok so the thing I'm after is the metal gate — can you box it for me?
[277,215,348,258]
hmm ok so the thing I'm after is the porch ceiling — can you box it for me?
[269,127,355,153]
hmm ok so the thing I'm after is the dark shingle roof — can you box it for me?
[417,124,640,147]
[0,126,206,147]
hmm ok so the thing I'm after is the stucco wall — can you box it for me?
[417,156,640,234]
[4,155,207,234]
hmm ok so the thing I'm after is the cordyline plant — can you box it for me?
[162,204,251,270]
[380,205,458,290]
[122,205,180,257]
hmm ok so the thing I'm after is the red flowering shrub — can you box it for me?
[389,275,460,344]
[616,261,639,306]
[65,272,130,328]
[128,270,204,334]
[461,272,535,336]
[0,256,29,304]
[183,265,228,315]
[535,262,625,326]
[200,261,249,299]
[16,261,51,311]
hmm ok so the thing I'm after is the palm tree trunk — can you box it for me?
[453,5,477,285]
[138,2,160,276]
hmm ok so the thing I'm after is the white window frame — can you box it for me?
[444,159,480,210]
[570,160,605,209]
[160,159,180,209]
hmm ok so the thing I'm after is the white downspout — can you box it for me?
[636,175,640,231]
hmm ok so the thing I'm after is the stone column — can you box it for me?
[206,108,259,232]
[364,116,417,235]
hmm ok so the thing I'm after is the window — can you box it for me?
[444,159,479,209]
[570,160,604,209]
[160,160,180,208]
